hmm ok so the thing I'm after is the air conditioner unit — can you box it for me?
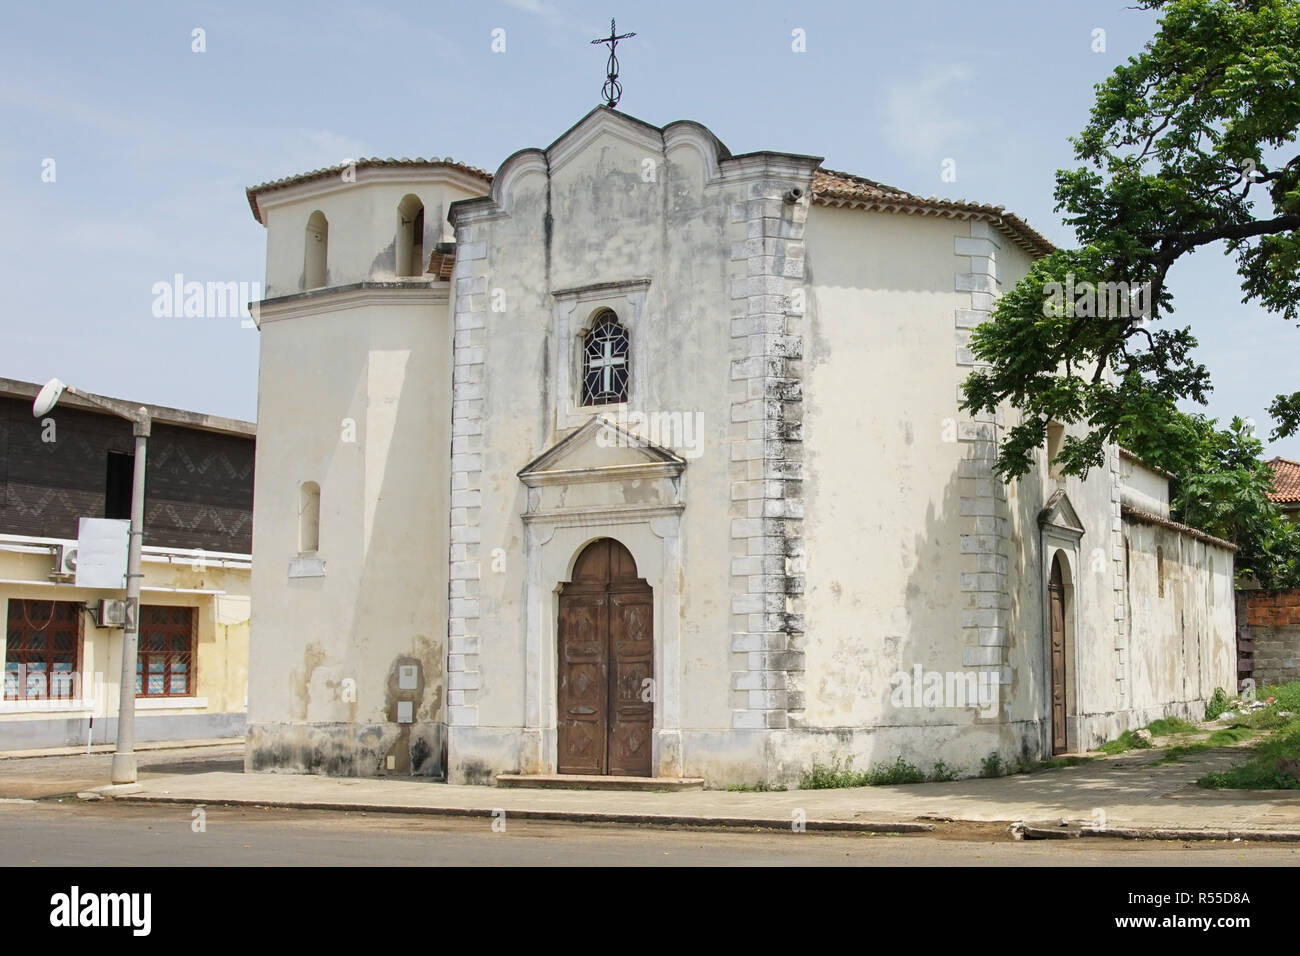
[50,544,78,579]
[94,599,127,628]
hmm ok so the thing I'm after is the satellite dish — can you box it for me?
[33,378,65,417]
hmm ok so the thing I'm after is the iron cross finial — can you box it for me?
[590,18,635,108]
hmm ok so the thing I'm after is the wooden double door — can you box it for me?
[557,538,654,776]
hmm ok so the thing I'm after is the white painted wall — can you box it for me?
[259,173,481,298]
[247,168,484,777]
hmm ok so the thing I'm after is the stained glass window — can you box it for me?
[582,311,629,406]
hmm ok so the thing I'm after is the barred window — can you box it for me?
[581,311,629,406]
[136,606,196,697]
[4,600,81,700]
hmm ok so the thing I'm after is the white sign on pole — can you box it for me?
[75,518,130,589]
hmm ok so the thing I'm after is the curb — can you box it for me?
[1086,826,1300,843]
[111,793,935,834]
[1011,821,1300,843]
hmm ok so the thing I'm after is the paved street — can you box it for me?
[2,743,1299,864]
[2,800,1298,866]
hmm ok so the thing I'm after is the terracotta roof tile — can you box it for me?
[1121,505,1238,552]
[1268,457,1300,504]
[811,167,1055,258]
[427,248,456,280]
[246,157,493,223]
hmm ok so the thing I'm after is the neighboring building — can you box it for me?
[0,378,254,749]
[245,106,1235,786]
[1236,457,1300,688]
[1267,456,1300,523]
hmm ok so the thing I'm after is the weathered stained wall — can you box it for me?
[443,110,810,783]
[1119,454,1171,517]
[791,205,1110,778]
[246,169,484,778]
[1108,520,1236,740]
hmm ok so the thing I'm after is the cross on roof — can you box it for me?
[590,18,635,108]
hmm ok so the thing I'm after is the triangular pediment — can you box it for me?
[545,107,671,176]
[518,416,686,487]
[1037,489,1085,537]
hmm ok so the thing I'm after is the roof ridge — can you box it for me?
[246,156,494,224]
[810,166,1053,257]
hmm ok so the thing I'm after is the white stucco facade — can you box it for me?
[245,107,1236,786]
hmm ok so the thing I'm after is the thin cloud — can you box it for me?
[882,63,974,159]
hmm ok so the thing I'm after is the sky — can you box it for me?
[1,0,1296,459]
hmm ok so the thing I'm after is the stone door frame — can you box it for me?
[522,507,683,777]
[1038,491,1083,757]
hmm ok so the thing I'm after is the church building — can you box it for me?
[243,105,1236,786]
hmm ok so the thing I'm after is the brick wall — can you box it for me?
[1242,589,1300,688]
[0,396,254,553]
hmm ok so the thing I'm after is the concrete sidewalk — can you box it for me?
[105,745,1300,840]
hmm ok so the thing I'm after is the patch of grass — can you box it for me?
[1206,726,1257,747]
[1243,709,1294,731]
[1199,725,1300,790]
[1146,716,1198,736]
[1154,742,1213,765]
[799,756,926,789]
[1260,680,1300,713]
[725,781,787,792]
[1097,729,1154,756]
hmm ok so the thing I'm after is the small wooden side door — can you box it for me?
[1049,556,1068,755]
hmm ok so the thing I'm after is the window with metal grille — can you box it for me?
[581,311,629,406]
[4,600,81,700]
[136,606,195,697]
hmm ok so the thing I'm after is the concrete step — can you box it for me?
[495,773,705,792]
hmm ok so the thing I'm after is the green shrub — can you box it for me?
[929,761,957,782]
[980,752,1005,778]
[800,758,868,789]
[800,755,926,789]
[867,757,926,786]
[1205,687,1231,721]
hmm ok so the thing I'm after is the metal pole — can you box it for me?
[110,410,150,785]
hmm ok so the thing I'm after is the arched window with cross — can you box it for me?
[581,310,629,406]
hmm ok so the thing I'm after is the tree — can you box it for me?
[962,0,1300,480]
[1118,411,1300,587]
